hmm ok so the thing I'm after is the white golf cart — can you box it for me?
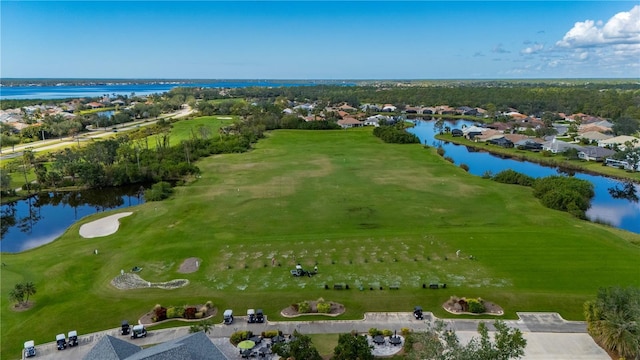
[24,340,36,358]
[223,309,234,325]
[68,330,78,347]
[247,309,256,323]
[56,333,67,350]
[131,324,147,339]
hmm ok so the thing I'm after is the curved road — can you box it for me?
[0,106,194,161]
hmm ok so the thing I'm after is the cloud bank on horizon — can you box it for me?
[1,2,638,79]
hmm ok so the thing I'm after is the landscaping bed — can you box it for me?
[281,298,345,317]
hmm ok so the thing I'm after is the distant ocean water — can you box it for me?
[0,81,344,100]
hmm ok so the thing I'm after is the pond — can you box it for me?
[407,119,640,234]
[1,185,145,253]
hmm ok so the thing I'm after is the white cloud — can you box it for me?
[492,43,510,54]
[556,5,640,48]
[521,43,544,55]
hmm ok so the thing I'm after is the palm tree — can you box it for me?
[22,282,36,304]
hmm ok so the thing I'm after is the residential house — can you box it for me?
[381,104,397,112]
[338,103,357,112]
[598,135,640,151]
[543,138,584,154]
[451,129,464,137]
[487,137,514,148]
[515,139,544,151]
[462,125,487,140]
[83,332,227,360]
[578,146,616,162]
[404,106,420,114]
[86,102,105,109]
[337,117,363,128]
[420,107,434,115]
[364,114,390,127]
[576,131,613,143]
[360,103,381,112]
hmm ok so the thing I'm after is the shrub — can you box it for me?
[144,181,173,201]
[492,169,534,186]
[195,311,204,319]
[230,330,253,345]
[291,303,299,312]
[401,328,411,336]
[368,328,382,336]
[467,298,486,314]
[298,301,311,314]
[184,307,197,319]
[444,156,454,163]
[382,329,393,337]
[317,301,331,313]
[199,306,208,313]
[205,300,213,309]
[262,330,280,338]
[154,306,167,322]
[459,163,470,172]
[437,147,445,156]
[166,306,183,319]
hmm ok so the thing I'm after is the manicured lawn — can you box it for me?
[1,128,638,358]
[168,115,235,143]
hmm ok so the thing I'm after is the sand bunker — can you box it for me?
[111,273,189,290]
[79,212,133,238]
[177,257,201,273]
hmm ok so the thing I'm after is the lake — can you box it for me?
[0,80,352,100]
[0,185,145,253]
[407,119,640,234]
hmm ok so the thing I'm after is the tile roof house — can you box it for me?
[83,332,226,360]
[576,131,613,142]
[337,117,363,128]
[543,138,584,154]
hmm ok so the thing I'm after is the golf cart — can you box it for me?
[68,330,78,347]
[24,340,36,358]
[247,309,256,323]
[131,324,147,339]
[223,309,234,325]
[56,333,67,350]
[290,264,312,277]
[121,320,131,335]
[255,309,265,323]
[413,306,424,320]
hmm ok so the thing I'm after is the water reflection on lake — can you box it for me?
[407,119,640,234]
[1,185,145,253]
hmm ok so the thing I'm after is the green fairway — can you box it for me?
[1,128,639,358]
[168,115,235,143]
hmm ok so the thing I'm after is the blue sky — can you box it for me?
[1,1,639,79]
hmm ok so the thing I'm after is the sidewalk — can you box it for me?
[24,312,608,360]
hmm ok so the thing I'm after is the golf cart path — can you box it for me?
[25,312,608,360]
[79,212,133,238]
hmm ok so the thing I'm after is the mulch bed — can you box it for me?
[139,305,217,326]
[281,301,345,317]
[443,298,504,316]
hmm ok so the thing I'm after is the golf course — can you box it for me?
[1,123,639,358]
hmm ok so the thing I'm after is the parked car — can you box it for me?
[247,309,256,323]
[131,324,147,339]
[24,340,36,358]
[413,306,423,320]
[256,309,265,323]
[68,330,78,347]
[121,320,131,335]
[223,309,234,325]
[56,333,67,350]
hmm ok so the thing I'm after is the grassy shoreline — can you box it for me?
[435,133,640,183]
[1,127,638,358]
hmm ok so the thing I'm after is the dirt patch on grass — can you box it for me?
[111,273,189,290]
[10,301,35,312]
[177,257,201,273]
[281,301,345,318]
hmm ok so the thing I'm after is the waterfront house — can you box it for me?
[578,146,616,162]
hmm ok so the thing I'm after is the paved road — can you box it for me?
[22,312,608,360]
[0,106,194,161]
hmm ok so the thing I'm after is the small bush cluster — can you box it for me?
[369,328,382,336]
[459,163,470,172]
[261,330,281,338]
[145,181,174,201]
[230,330,253,345]
[316,298,331,313]
[373,124,420,144]
[401,328,411,336]
[467,298,486,314]
[298,301,311,313]
[492,169,534,186]
[151,302,212,322]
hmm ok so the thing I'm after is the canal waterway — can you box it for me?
[1,185,145,253]
[407,119,640,234]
